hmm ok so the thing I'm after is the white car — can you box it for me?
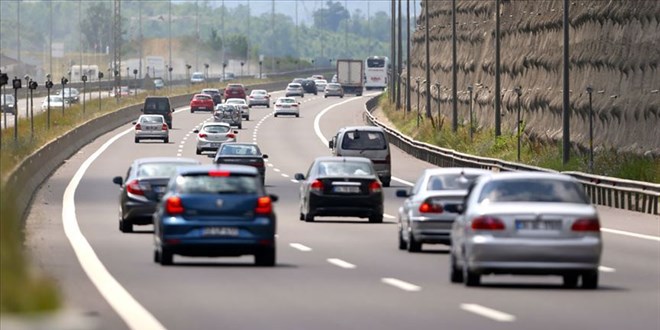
[190,72,205,84]
[273,97,300,118]
[193,122,238,155]
[285,83,304,98]
[41,95,68,110]
[314,79,328,92]
[225,98,250,121]
[133,114,169,143]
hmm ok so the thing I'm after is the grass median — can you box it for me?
[377,94,660,183]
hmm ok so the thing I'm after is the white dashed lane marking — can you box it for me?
[599,266,616,272]
[384,214,395,219]
[289,243,312,252]
[274,168,281,172]
[381,278,421,292]
[460,304,516,322]
[327,258,356,269]
[281,174,289,178]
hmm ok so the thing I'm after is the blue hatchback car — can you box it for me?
[153,165,278,266]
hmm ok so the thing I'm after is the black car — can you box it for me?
[213,143,268,185]
[1,94,16,115]
[294,156,384,223]
[112,157,201,233]
[142,96,173,128]
[301,79,318,95]
[201,88,223,105]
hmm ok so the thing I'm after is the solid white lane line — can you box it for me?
[601,228,660,242]
[460,304,516,322]
[381,278,421,292]
[62,127,166,330]
[599,266,616,272]
[384,214,396,219]
[289,243,312,252]
[392,177,414,186]
[327,258,356,269]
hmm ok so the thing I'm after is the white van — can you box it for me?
[329,126,391,187]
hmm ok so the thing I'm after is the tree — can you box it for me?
[81,2,113,52]
[208,28,223,52]
[313,1,349,32]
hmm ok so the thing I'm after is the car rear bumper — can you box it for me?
[465,236,602,273]
[308,193,383,217]
[410,219,454,244]
[248,100,269,106]
[123,201,158,225]
[274,108,299,115]
[135,131,168,139]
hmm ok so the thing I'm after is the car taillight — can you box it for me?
[311,180,324,192]
[198,133,208,138]
[369,181,382,193]
[419,200,443,213]
[166,196,184,215]
[571,218,600,232]
[226,133,236,139]
[255,196,272,215]
[162,123,168,130]
[249,96,254,98]
[135,123,141,130]
[471,216,505,230]
[126,179,145,196]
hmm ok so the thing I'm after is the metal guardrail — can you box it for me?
[363,96,660,216]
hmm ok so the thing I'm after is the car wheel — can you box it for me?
[304,212,314,222]
[407,231,421,252]
[153,249,161,263]
[191,109,195,113]
[581,271,599,289]
[119,219,133,233]
[164,137,169,143]
[134,137,139,143]
[299,212,305,221]
[450,254,464,283]
[301,94,304,98]
[563,274,579,288]
[274,114,278,117]
[159,248,173,266]
[398,228,407,250]
[340,95,344,98]
[381,177,391,187]
[463,264,480,287]
[324,95,327,98]
[255,247,276,266]
[267,104,270,108]
[238,123,242,129]
[369,213,383,223]
[246,116,250,121]
[196,148,202,155]
[295,114,299,118]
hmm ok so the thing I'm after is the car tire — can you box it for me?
[255,247,276,267]
[324,95,327,98]
[164,137,169,143]
[134,137,139,143]
[463,264,480,287]
[581,271,599,289]
[304,212,314,222]
[301,94,304,98]
[267,104,270,108]
[299,213,305,221]
[407,231,422,252]
[563,274,579,288]
[119,219,133,233]
[246,115,250,121]
[340,95,344,98]
[450,254,464,283]
[274,114,278,117]
[191,109,195,113]
[159,248,173,266]
[381,177,391,187]
[238,123,242,129]
[153,249,161,263]
[398,228,407,250]
[369,213,383,223]
[295,114,299,118]
[196,148,202,155]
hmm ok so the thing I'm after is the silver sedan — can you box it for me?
[395,168,492,252]
[133,114,169,143]
[448,172,602,288]
[194,122,237,155]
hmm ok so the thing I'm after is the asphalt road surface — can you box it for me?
[25,90,660,330]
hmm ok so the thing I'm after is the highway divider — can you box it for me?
[363,96,660,216]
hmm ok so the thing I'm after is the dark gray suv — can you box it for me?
[142,96,173,128]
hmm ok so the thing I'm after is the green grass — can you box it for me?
[0,75,298,314]
[378,94,660,183]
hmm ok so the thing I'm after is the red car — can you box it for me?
[223,84,247,100]
[190,94,214,113]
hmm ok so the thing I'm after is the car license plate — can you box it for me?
[333,186,360,193]
[515,220,562,230]
[199,106,206,110]
[154,186,166,193]
[202,227,239,237]
[211,143,221,147]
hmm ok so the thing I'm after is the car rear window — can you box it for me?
[279,98,296,104]
[195,95,212,100]
[227,84,244,89]
[318,161,374,176]
[341,131,387,150]
[138,163,188,178]
[140,116,164,124]
[203,125,230,133]
[176,175,258,194]
[144,98,170,112]
[288,84,301,88]
[219,144,260,156]
[426,174,482,191]
[478,179,590,204]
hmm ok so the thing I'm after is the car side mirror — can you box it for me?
[328,141,334,149]
[132,122,136,125]
[294,173,305,181]
[298,102,301,105]
[112,176,123,186]
[443,203,465,214]
[395,189,410,198]
[269,194,279,202]
[233,130,239,134]
[262,154,269,159]
[140,108,144,112]
[193,129,199,133]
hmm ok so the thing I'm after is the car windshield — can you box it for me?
[1,95,15,104]
[219,144,260,156]
[203,90,219,95]
[203,125,230,133]
[48,96,64,102]
[137,163,187,178]
[176,175,258,194]
[341,131,387,150]
[478,179,590,204]
[317,161,374,176]
[426,174,482,191]
[140,115,164,124]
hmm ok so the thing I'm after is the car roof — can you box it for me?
[314,156,374,164]
[484,171,571,182]
[202,88,220,92]
[221,142,259,147]
[133,157,200,165]
[288,83,301,86]
[177,164,259,176]
[193,93,211,97]
[202,121,231,127]
[338,125,385,133]
[422,168,493,176]
[251,89,267,93]
[277,97,296,101]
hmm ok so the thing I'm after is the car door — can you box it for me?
[452,181,477,260]
[402,175,425,232]
[300,162,317,214]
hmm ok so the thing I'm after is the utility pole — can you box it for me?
[390,0,396,103]
[271,0,275,72]
[296,1,299,68]
[425,0,431,119]
[113,0,121,98]
[494,0,502,136]
[406,0,411,113]
[562,0,571,164]
[139,1,143,78]
[396,0,403,109]
[79,0,83,84]
[169,0,172,83]
[247,0,250,75]
[17,1,21,70]
[222,0,225,66]
[451,0,458,132]
[367,1,371,53]
[49,1,53,76]
[345,0,348,53]
[195,0,199,72]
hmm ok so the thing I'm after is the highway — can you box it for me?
[25,89,660,329]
